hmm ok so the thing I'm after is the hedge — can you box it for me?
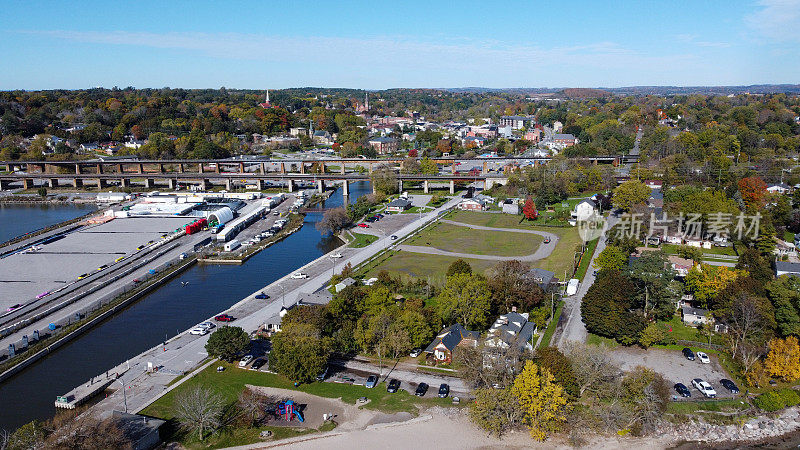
[754,391,786,412]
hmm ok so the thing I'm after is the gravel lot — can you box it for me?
[609,347,737,399]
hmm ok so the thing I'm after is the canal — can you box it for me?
[0,203,96,243]
[0,182,371,431]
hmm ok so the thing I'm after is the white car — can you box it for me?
[692,378,717,398]
[199,321,216,330]
[330,252,343,258]
[290,272,308,279]
[239,355,253,367]
[409,348,422,358]
[190,326,209,336]
[696,351,711,364]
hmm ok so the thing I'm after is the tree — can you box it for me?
[43,409,132,450]
[580,270,645,343]
[469,387,523,437]
[270,322,330,383]
[205,326,249,361]
[612,180,650,211]
[488,260,544,314]
[522,197,538,220]
[765,276,800,337]
[738,176,768,211]
[315,207,350,234]
[419,157,438,175]
[593,245,627,272]
[36,187,47,198]
[446,259,472,277]
[764,336,800,381]
[685,265,745,308]
[736,248,773,284]
[723,293,775,359]
[620,367,670,434]
[511,361,568,441]
[7,421,46,450]
[370,165,398,195]
[628,250,678,320]
[535,347,579,398]
[407,148,418,157]
[638,322,668,348]
[564,342,620,396]
[385,325,411,360]
[237,388,267,426]
[675,245,703,263]
[437,273,492,329]
[174,385,224,440]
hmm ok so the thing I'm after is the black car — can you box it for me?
[415,383,429,396]
[682,347,695,361]
[251,358,267,370]
[438,383,450,398]
[387,379,401,393]
[674,383,691,398]
[720,379,740,394]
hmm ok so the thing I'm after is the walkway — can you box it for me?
[396,219,559,262]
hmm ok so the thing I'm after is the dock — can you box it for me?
[55,371,122,409]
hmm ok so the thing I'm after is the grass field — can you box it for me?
[140,362,452,448]
[661,244,738,257]
[349,232,378,248]
[406,222,542,257]
[538,300,563,348]
[364,251,496,282]
[574,238,598,281]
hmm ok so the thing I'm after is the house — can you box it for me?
[368,136,398,154]
[386,198,412,213]
[334,277,356,293]
[464,136,486,148]
[775,261,800,277]
[111,411,165,450]
[553,133,578,147]
[499,115,535,130]
[644,180,663,190]
[571,199,597,222]
[459,197,490,211]
[524,268,556,291]
[297,290,333,305]
[682,305,711,327]
[524,129,542,143]
[485,311,537,352]
[424,323,480,363]
[502,199,519,215]
[312,130,332,145]
[124,139,145,149]
[553,121,563,133]
[80,142,100,153]
[647,189,664,209]
[767,183,791,194]
[668,255,694,277]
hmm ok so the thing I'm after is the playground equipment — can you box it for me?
[275,400,304,422]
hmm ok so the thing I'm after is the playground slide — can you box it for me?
[293,410,304,422]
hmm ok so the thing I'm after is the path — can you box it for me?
[396,219,559,262]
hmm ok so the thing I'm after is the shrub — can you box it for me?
[778,388,800,407]
[754,391,786,412]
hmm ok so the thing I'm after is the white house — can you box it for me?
[767,183,791,194]
[571,199,597,223]
[682,305,711,327]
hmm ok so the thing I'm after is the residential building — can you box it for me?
[424,323,480,363]
[553,121,563,133]
[124,139,145,149]
[464,136,486,148]
[459,195,491,211]
[386,198,412,213]
[681,305,711,327]
[524,129,542,143]
[499,115,536,130]
[368,136,398,154]
[524,268,556,291]
[485,311,536,352]
[775,261,800,277]
[553,133,577,147]
[571,199,597,223]
[501,199,519,215]
[767,183,791,194]
[668,255,694,277]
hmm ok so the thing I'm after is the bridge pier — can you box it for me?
[201,179,210,191]
[137,163,144,174]
[48,178,59,188]
[120,178,130,188]
[159,164,165,173]
[72,178,82,188]
[423,180,429,194]
[168,179,177,190]
[144,178,154,189]
[342,180,349,196]
[398,180,403,193]
[97,179,107,189]
[239,162,245,174]
[280,163,285,174]
[316,179,324,193]
[483,161,488,173]
[260,163,266,175]
[287,179,294,192]
[256,179,265,190]
[75,164,81,174]
[23,178,33,190]
[485,178,494,190]
[117,164,123,174]
[0,179,9,191]
[225,179,233,191]
[198,163,204,174]
[449,180,455,195]
[178,163,184,173]
[368,163,373,174]
[300,163,305,174]
[340,164,345,175]
[96,164,103,174]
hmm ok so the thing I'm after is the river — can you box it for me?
[0,182,371,431]
[0,203,97,243]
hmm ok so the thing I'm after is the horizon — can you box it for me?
[1,0,799,90]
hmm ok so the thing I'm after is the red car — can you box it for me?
[215,314,234,322]
[357,223,369,228]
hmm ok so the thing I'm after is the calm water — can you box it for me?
[0,182,371,431]
[0,203,96,243]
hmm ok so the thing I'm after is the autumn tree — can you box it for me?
[764,336,800,381]
[419,157,438,175]
[469,387,523,437]
[564,342,620,396]
[534,347,580,398]
[437,273,492,329]
[315,207,350,234]
[488,260,544,314]
[512,361,569,441]
[685,264,745,308]
[522,197,538,220]
[738,176,768,211]
[174,386,224,441]
[612,180,650,211]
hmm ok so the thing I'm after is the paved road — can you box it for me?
[88,196,465,418]
[554,214,619,350]
[330,357,468,396]
[397,219,559,262]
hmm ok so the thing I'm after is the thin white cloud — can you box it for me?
[746,0,800,42]
[675,34,731,48]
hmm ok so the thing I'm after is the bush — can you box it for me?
[754,391,786,412]
[778,388,800,407]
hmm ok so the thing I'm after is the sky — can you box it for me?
[0,0,798,90]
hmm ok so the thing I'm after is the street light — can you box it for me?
[115,377,128,413]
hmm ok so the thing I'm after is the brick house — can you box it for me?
[424,324,480,363]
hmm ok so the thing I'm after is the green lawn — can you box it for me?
[538,300,564,348]
[574,238,598,281]
[447,210,558,230]
[406,222,542,257]
[363,250,496,283]
[349,232,378,248]
[140,362,452,449]
[661,244,738,257]
[586,333,620,347]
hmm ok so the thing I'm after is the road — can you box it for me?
[87,196,465,417]
[329,357,468,396]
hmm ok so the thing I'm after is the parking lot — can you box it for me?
[609,347,738,399]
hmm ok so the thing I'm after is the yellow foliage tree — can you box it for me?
[764,336,800,381]
[511,361,568,441]
[685,265,745,308]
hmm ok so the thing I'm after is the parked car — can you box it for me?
[199,321,215,330]
[415,383,429,396]
[133,278,142,283]
[696,351,711,364]
[251,358,267,370]
[290,272,308,279]
[239,355,254,367]
[692,378,717,398]
[215,314,234,322]
[357,223,369,228]
[409,348,422,358]
[365,375,378,388]
[390,235,398,240]
[682,348,695,361]
[543,237,551,244]
[6,304,22,312]
[674,383,691,398]
[190,326,210,335]
[255,292,269,299]
[330,252,343,258]
[720,379,740,394]
[438,383,450,398]
[387,379,401,393]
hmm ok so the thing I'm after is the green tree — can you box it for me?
[511,361,568,441]
[8,421,46,449]
[737,247,773,284]
[370,166,398,195]
[36,187,47,198]
[204,326,249,361]
[534,347,580,398]
[419,157,438,175]
[446,259,472,277]
[612,180,650,211]
[581,270,646,344]
[765,276,800,337]
[438,273,492,329]
[469,387,523,437]
[593,245,627,272]
[270,322,330,383]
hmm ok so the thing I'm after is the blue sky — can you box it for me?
[0,0,798,90]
